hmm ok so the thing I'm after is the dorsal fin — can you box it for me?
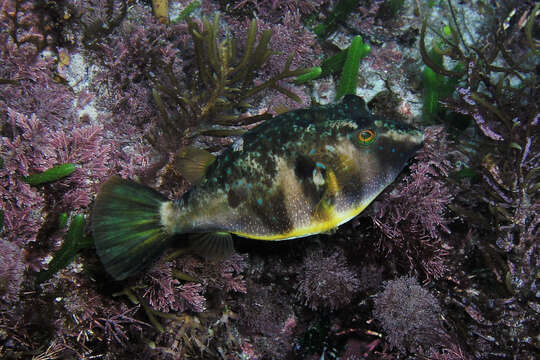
[173,147,216,183]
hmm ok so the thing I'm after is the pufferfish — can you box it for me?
[92,95,424,280]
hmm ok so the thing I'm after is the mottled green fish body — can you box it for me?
[92,95,424,279]
[165,95,424,240]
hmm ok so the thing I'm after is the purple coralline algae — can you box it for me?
[296,247,360,311]
[370,126,454,279]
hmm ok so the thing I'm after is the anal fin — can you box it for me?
[189,232,234,260]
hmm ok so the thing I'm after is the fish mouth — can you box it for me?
[401,128,425,161]
[371,120,425,181]
[409,128,425,146]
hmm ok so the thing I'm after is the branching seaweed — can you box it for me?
[80,0,127,48]
[420,1,537,131]
[421,1,539,355]
[149,14,309,148]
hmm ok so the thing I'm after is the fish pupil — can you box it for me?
[358,129,376,144]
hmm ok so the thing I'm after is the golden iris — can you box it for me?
[357,129,376,144]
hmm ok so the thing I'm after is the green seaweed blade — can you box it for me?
[23,163,77,185]
[37,214,92,283]
[336,35,370,99]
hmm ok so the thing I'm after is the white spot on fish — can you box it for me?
[232,137,244,152]
[325,145,335,153]
[313,169,325,186]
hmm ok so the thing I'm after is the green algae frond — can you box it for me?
[171,0,200,24]
[336,35,370,99]
[23,163,78,185]
[294,35,370,95]
[37,214,93,283]
[422,45,462,122]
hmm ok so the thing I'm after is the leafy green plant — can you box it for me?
[58,212,68,229]
[320,50,349,78]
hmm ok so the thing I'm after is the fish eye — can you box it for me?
[357,129,376,144]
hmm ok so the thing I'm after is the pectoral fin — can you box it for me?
[173,147,216,183]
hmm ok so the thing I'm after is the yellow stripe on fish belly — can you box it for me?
[232,196,376,241]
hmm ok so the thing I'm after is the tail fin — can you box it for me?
[91,176,172,280]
